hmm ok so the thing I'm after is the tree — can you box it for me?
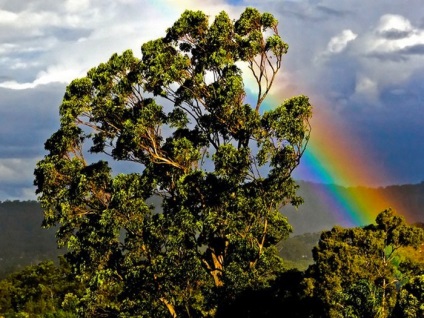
[304,209,424,318]
[34,8,312,317]
[0,257,81,317]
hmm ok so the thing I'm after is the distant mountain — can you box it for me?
[0,181,422,275]
[284,181,424,235]
[0,201,60,278]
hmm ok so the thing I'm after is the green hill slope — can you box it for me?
[0,201,60,278]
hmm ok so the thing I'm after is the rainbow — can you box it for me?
[264,94,399,227]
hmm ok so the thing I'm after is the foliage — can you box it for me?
[0,257,81,317]
[34,8,311,317]
[392,275,424,317]
[304,209,424,318]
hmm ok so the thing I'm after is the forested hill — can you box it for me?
[284,181,424,234]
[0,201,60,278]
[0,181,423,276]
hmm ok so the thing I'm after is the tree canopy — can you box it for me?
[304,209,424,318]
[0,257,81,317]
[34,8,312,316]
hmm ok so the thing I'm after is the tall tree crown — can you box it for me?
[35,8,311,316]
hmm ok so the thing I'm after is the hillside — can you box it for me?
[0,201,60,278]
[0,181,423,275]
[284,181,424,235]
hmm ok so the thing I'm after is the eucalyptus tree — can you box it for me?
[35,8,312,317]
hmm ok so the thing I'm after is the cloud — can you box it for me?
[0,84,62,157]
[0,157,40,201]
[0,185,37,201]
[316,5,351,18]
[0,0,237,90]
[260,1,424,186]
[401,43,424,55]
[0,66,82,89]
[314,12,424,105]
[276,1,352,23]
[0,1,182,89]
[353,75,379,103]
[0,0,424,197]
[326,29,358,54]
[64,0,90,13]
[0,0,236,198]
[379,29,412,40]
[366,14,424,59]
[0,158,38,184]
[376,14,413,37]
[0,9,18,24]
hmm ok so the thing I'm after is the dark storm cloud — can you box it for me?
[378,29,413,40]
[369,44,424,62]
[314,54,358,101]
[401,44,424,55]
[379,71,424,110]
[0,83,64,200]
[0,0,188,199]
[366,52,409,63]
[0,183,34,201]
[315,5,351,18]
[1,0,424,199]
[280,1,351,22]
[0,84,63,158]
[334,68,424,185]
[260,0,424,186]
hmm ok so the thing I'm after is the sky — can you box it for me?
[0,0,423,201]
